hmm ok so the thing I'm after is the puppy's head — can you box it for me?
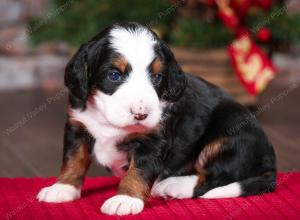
[65,22,186,130]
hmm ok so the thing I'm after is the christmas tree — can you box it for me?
[29,0,300,50]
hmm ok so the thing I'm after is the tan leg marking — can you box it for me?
[118,158,150,201]
[58,143,91,188]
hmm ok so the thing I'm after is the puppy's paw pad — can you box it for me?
[151,176,197,199]
[101,195,144,215]
[37,183,80,203]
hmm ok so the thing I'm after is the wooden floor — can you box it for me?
[0,72,299,177]
[257,70,300,172]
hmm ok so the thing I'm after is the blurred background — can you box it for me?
[0,0,299,177]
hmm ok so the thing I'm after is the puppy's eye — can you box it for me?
[107,71,122,82]
[152,74,162,85]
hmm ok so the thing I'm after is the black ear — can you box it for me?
[160,42,186,102]
[64,43,91,105]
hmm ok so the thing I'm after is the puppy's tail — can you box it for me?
[199,172,276,199]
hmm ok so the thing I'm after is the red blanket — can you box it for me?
[1,172,300,220]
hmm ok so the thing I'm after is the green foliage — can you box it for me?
[169,18,233,49]
[28,0,300,48]
[246,5,300,46]
[267,13,300,45]
[29,0,173,46]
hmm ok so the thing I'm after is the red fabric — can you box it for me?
[1,172,300,220]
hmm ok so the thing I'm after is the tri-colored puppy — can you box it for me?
[37,22,276,215]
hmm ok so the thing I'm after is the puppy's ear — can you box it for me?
[64,43,91,104]
[160,42,186,102]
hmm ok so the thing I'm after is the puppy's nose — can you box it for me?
[134,113,148,121]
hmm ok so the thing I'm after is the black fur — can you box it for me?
[65,42,91,108]
[64,22,276,198]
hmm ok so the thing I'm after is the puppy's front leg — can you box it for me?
[101,157,151,215]
[37,121,92,203]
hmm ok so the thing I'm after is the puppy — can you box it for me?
[37,22,276,215]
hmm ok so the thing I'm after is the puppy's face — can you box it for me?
[65,22,186,131]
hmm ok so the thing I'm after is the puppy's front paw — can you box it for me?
[101,195,144,215]
[37,183,80,203]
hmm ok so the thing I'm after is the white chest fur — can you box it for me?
[70,105,128,177]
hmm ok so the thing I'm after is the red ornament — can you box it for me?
[257,27,272,42]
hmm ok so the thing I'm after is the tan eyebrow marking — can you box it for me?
[113,56,128,73]
[151,57,162,75]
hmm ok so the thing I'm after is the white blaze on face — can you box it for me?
[94,27,163,129]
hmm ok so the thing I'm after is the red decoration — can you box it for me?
[218,7,239,31]
[257,27,272,42]
[228,32,276,95]
[213,0,277,96]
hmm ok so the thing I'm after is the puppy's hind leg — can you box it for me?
[37,121,92,203]
[195,171,276,199]
[152,137,237,199]
[151,172,243,199]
